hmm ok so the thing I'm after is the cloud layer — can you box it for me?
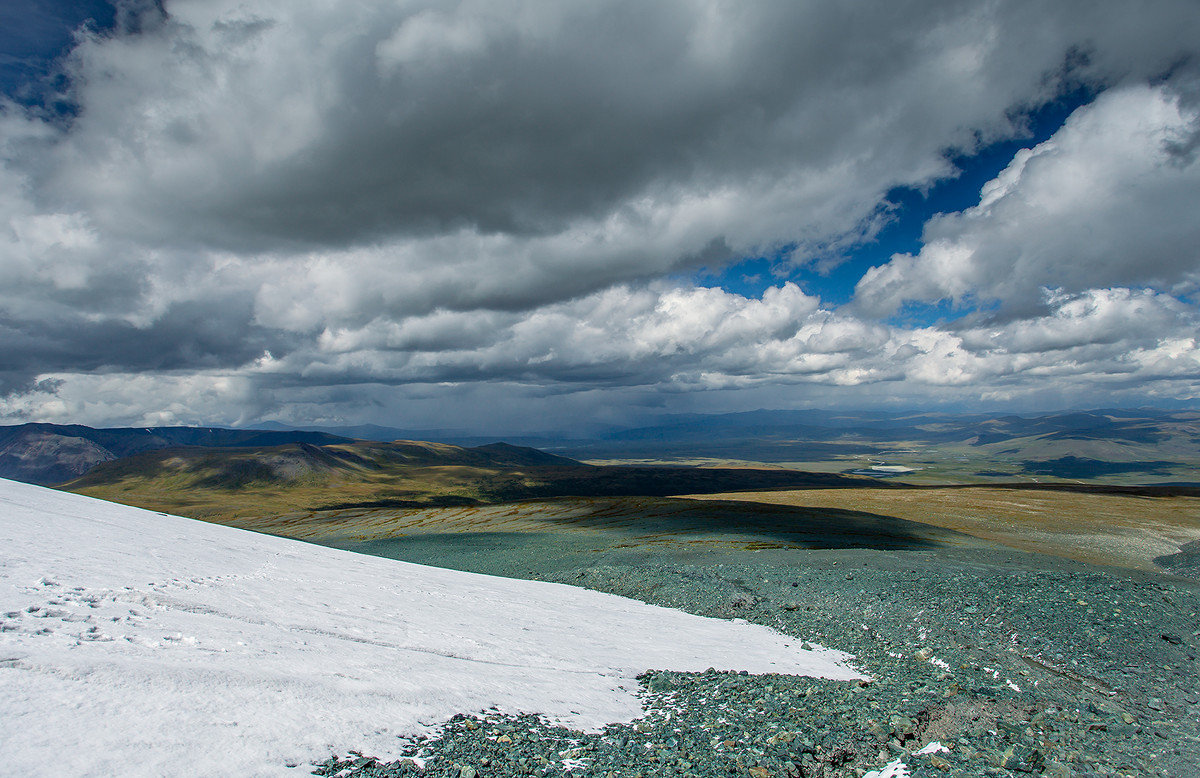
[855,83,1200,317]
[2,0,1199,428]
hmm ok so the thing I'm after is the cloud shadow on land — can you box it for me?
[474,466,888,501]
[518,497,980,551]
[312,496,994,577]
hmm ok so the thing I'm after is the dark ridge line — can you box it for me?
[882,482,1200,498]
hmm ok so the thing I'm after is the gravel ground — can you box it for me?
[312,542,1200,778]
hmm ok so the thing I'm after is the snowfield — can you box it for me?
[0,479,865,777]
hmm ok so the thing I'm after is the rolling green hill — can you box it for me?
[60,439,880,522]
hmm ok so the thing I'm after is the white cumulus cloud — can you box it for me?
[855,83,1200,317]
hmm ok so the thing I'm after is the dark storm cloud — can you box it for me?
[0,297,294,391]
[40,0,1200,252]
[1,0,1199,428]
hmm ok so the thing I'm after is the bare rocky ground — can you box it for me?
[313,521,1200,778]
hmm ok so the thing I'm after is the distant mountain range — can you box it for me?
[549,408,1200,483]
[2,407,1198,489]
[0,423,359,486]
[573,406,1198,449]
[254,407,1200,454]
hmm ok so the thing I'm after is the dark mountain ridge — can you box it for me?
[4,408,1197,486]
[559,408,1200,464]
[0,424,355,485]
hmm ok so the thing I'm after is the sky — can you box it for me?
[0,0,1198,433]
[0,478,862,776]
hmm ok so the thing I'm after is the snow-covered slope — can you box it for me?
[0,479,864,777]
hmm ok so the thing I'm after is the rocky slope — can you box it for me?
[314,543,1200,778]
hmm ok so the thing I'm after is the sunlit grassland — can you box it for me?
[60,437,1200,577]
[69,465,496,521]
[63,442,517,520]
[676,487,1200,572]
